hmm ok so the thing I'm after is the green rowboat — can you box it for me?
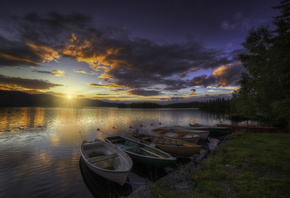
[105,136,176,168]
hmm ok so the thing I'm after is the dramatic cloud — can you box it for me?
[213,63,245,86]
[74,70,88,74]
[33,69,65,77]
[160,96,184,101]
[95,93,110,96]
[0,12,245,97]
[190,62,245,87]
[0,74,63,90]
[190,89,196,95]
[88,83,108,87]
[127,89,162,96]
[0,38,39,67]
[0,12,92,67]
[190,74,217,87]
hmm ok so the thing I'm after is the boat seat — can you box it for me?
[109,139,123,143]
[83,144,105,150]
[88,153,118,163]
[125,146,139,150]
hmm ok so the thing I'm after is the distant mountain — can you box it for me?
[161,102,200,108]
[0,90,200,108]
[117,101,200,108]
[82,98,118,107]
[0,90,117,107]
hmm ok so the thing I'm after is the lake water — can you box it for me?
[0,107,230,198]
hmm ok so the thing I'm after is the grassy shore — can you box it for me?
[149,131,290,198]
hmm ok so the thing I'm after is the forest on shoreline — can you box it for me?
[0,90,200,108]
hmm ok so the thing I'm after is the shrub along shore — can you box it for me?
[127,131,290,198]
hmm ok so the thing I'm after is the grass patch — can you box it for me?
[149,184,194,198]
[150,131,290,198]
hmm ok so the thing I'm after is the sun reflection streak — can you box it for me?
[0,107,46,132]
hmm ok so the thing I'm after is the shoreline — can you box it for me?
[124,131,290,198]
[122,135,223,198]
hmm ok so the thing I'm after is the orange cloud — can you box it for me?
[74,70,88,74]
[190,89,196,95]
[62,33,122,72]
[0,75,62,93]
[33,69,65,77]
[0,52,35,65]
[213,65,228,76]
[51,70,65,77]
[88,83,108,87]
[27,43,60,63]
[213,65,231,86]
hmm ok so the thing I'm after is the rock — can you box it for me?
[184,161,199,174]
[194,148,210,164]
[127,185,154,198]
[155,170,195,189]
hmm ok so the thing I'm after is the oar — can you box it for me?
[140,147,164,158]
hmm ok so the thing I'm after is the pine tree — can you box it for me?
[232,0,290,126]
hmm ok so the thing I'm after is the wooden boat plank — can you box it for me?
[109,138,123,143]
[88,153,118,163]
[83,144,105,150]
[152,128,200,143]
[105,135,176,167]
[130,133,202,157]
[125,146,139,150]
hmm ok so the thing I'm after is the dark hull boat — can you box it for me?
[105,136,176,168]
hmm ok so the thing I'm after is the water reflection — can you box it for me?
[79,157,132,198]
[79,157,172,198]
[0,107,230,198]
[0,107,230,134]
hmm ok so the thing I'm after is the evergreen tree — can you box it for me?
[232,0,290,126]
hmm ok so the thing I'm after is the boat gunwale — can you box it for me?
[130,134,201,148]
[80,140,133,174]
[105,136,176,162]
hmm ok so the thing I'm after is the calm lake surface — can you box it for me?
[0,107,230,198]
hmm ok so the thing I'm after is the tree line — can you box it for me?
[118,102,200,108]
[199,98,230,113]
[118,102,161,108]
[199,1,290,127]
[230,0,290,127]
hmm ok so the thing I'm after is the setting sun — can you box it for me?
[67,95,72,99]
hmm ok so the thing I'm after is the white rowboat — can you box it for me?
[80,139,133,185]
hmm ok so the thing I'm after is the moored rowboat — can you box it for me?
[159,126,210,140]
[105,135,176,168]
[152,128,200,143]
[80,139,133,185]
[129,133,202,157]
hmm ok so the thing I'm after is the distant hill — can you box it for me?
[162,102,200,108]
[0,90,117,107]
[117,101,200,108]
[0,90,200,108]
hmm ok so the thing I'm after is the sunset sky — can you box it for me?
[0,0,279,104]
